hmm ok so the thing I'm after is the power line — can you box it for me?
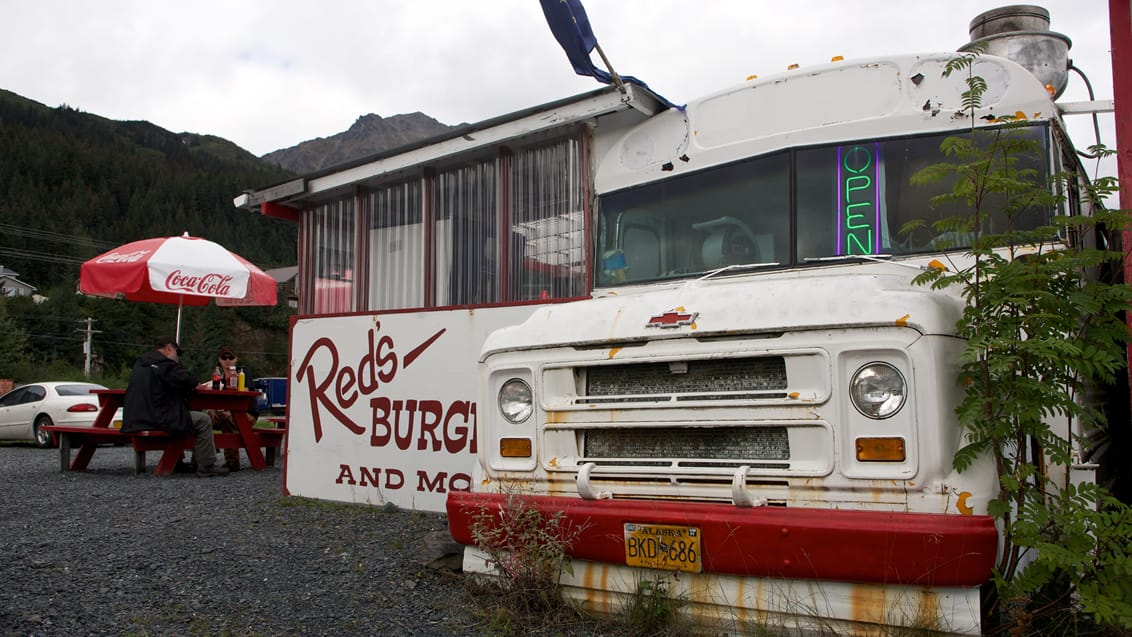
[0,223,119,269]
[24,333,85,343]
[7,313,87,323]
[0,223,119,250]
[0,246,86,266]
[22,333,287,358]
[0,225,293,271]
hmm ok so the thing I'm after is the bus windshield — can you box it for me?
[596,125,1053,286]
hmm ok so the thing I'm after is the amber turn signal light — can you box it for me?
[855,436,906,462]
[500,437,532,458]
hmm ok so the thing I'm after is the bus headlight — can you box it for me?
[850,362,906,419]
[498,378,533,423]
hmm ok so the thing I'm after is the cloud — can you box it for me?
[0,0,1114,158]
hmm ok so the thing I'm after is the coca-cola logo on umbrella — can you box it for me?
[165,270,234,296]
[95,250,151,264]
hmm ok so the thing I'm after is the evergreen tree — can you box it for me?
[0,297,30,379]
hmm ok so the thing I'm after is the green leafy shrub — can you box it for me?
[909,51,1132,633]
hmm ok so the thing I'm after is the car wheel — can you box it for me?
[33,415,55,448]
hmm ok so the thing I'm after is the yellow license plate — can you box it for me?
[624,523,702,573]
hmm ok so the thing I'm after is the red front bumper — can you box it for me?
[447,491,997,587]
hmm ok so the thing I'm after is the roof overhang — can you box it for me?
[234,84,666,214]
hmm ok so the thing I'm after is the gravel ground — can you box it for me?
[0,443,618,637]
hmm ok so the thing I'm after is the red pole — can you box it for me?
[1112,1,1132,390]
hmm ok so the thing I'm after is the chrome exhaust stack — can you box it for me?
[960,4,1072,98]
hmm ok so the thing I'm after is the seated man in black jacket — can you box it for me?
[122,336,229,477]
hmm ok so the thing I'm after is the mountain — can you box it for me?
[260,112,454,174]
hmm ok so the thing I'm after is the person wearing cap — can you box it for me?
[122,336,229,477]
[203,345,257,471]
[216,346,239,386]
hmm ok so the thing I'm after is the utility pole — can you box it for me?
[76,318,102,378]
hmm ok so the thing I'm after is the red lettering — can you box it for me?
[337,365,358,409]
[416,400,442,451]
[443,400,470,457]
[358,329,380,394]
[338,465,471,494]
[165,270,233,296]
[448,473,471,492]
[359,466,382,487]
[334,464,357,485]
[416,470,473,493]
[297,328,480,454]
[417,470,447,493]
[468,402,477,453]
[297,338,365,442]
[298,329,405,441]
[371,396,391,447]
[385,468,404,490]
[394,400,415,450]
[375,334,397,382]
[371,397,476,453]
[96,249,150,264]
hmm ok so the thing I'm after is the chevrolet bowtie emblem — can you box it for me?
[646,310,698,328]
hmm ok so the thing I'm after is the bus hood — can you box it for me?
[483,266,965,358]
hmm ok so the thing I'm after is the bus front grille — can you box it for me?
[579,357,787,404]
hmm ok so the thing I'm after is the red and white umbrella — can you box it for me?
[79,233,278,340]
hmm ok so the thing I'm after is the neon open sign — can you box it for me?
[837,143,881,255]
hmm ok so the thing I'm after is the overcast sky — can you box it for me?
[0,1,1116,167]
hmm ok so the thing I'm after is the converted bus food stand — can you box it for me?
[235,6,1123,634]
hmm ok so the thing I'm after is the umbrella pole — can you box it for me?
[176,296,184,343]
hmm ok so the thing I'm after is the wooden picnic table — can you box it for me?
[44,388,285,476]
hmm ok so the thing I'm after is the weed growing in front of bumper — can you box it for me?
[623,575,691,636]
[467,490,588,618]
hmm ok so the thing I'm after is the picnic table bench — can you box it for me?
[42,388,286,476]
[43,425,286,475]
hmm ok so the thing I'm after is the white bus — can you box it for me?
[236,8,1118,634]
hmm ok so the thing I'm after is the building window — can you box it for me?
[302,199,355,314]
[299,129,589,315]
[368,180,424,310]
[434,158,498,307]
[508,137,586,300]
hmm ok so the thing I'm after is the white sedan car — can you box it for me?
[0,382,112,448]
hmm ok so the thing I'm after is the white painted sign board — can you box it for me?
[285,305,545,512]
